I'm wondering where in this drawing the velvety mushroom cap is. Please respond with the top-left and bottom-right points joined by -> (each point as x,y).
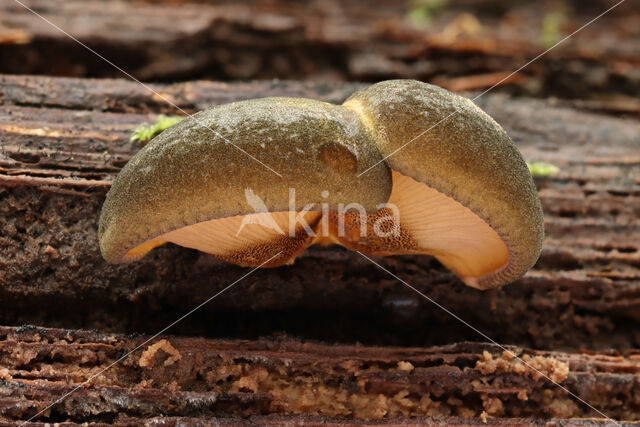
342,80 -> 544,289
99,97 -> 392,266
100,81 -> 543,289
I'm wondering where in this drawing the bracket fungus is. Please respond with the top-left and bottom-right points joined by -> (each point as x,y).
99,80 -> 544,289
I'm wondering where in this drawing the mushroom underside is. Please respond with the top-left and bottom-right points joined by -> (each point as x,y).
124,171 -> 509,286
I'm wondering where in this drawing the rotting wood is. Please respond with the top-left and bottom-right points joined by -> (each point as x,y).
0,75 -> 638,353
0,325 -> 638,424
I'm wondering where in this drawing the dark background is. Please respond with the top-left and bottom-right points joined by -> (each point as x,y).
1,0 -> 639,108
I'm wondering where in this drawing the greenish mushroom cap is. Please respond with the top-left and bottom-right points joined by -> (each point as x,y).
99,80 -> 544,290
99,97 -> 392,264
343,80 -> 544,289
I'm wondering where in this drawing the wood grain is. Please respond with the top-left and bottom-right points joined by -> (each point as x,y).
0,74 -> 639,423
0,325 -> 638,424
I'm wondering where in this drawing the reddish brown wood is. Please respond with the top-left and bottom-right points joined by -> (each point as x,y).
0,325 -> 638,424
0,74 -> 639,423
1,74 -> 639,350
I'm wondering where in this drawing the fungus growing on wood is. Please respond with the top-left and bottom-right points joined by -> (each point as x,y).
99,80 -> 543,289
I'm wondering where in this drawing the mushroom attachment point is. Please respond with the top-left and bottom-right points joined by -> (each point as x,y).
99,80 -> 544,289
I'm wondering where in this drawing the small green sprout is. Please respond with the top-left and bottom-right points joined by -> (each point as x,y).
527,161 -> 560,177
407,0 -> 448,28
540,11 -> 565,48
131,115 -> 184,146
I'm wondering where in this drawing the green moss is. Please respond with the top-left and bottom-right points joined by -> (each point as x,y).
527,161 -> 559,177
407,0 -> 448,28
130,115 -> 184,146
540,11 -> 565,48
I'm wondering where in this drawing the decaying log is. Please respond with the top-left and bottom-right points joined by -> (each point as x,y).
0,74 -> 639,355
1,0 -> 639,103
0,325 -> 639,424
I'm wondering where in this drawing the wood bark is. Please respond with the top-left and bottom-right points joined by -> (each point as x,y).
0,74 -> 639,423
1,74 -> 639,349
0,325 -> 639,424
